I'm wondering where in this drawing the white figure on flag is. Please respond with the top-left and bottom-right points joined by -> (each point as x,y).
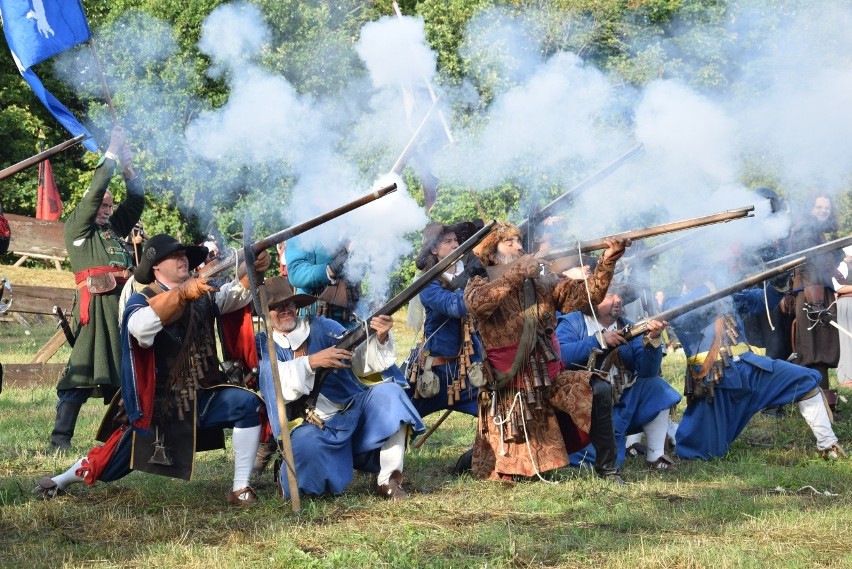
26,0 -> 54,38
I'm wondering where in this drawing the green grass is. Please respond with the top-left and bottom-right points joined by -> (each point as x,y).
2,350 -> 852,568
2,284 -> 852,567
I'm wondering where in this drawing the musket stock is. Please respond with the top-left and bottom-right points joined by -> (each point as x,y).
539,206 -> 754,264
197,183 -> 397,280
620,257 -> 805,340
0,134 -> 88,181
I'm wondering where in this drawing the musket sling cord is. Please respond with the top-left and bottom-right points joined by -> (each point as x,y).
575,237 -> 604,335
762,281 -> 776,331
491,390 -> 557,484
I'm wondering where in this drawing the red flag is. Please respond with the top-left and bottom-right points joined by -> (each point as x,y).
36,158 -> 62,220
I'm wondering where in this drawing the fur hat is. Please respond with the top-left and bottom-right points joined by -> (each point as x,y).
134,234 -> 208,285
265,275 -> 319,310
473,222 -> 521,266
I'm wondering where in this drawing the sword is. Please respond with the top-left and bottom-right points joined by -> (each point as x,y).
53,305 -> 76,347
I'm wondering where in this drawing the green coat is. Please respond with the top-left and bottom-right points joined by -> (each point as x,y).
57,159 -> 144,393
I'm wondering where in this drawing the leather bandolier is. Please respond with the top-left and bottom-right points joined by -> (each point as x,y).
96,288 -> 233,481
685,315 -> 745,405
132,289 -> 229,480
479,279 -> 561,445
406,315 -> 478,407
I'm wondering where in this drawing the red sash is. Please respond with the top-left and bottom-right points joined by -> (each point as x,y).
74,266 -> 130,325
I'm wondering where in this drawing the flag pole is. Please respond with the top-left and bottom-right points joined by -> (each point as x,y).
87,39 -> 137,179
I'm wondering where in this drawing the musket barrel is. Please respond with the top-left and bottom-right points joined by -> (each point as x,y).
198,183 -> 398,279
518,143 -> 645,236
765,234 -> 852,267
335,220 -> 497,352
622,256 -> 805,340
541,206 -> 754,262
0,134 -> 88,181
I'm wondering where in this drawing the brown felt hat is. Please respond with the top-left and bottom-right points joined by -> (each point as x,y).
264,276 -> 319,310
134,234 -> 208,285
473,221 -> 521,266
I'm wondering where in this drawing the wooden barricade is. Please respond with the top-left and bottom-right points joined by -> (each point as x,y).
6,213 -> 67,269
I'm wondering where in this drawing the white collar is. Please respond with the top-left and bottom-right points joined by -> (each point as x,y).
583,313 -> 617,336
272,318 -> 310,350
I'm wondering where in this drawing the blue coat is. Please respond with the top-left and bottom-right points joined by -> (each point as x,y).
412,279 -> 483,417
256,317 -> 424,497
556,311 -> 680,467
668,286 -> 820,459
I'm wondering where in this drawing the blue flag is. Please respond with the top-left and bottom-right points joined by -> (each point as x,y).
0,0 -> 98,151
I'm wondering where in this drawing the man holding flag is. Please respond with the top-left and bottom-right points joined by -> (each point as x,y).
50,125 -> 143,449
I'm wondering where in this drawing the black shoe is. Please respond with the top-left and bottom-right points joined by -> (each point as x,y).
453,448 -> 473,475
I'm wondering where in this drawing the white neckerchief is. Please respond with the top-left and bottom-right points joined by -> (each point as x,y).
442,259 -> 464,282
271,318 -> 310,351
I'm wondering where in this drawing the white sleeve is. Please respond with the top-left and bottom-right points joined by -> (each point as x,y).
351,331 -> 397,376
215,278 -> 253,314
126,306 -> 163,348
833,262 -> 849,291
276,356 -> 316,402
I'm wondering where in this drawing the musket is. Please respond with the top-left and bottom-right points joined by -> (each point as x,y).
332,220 -> 496,352
196,183 -> 397,281
614,231 -> 703,275
765,234 -> 852,267
53,306 -> 76,347
302,221 -> 496,405
620,257 -> 805,340
517,143 -> 645,237
0,134 -> 88,181
538,206 -> 754,264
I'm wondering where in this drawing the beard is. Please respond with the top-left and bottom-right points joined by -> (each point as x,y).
272,318 -> 298,333
495,251 -> 523,265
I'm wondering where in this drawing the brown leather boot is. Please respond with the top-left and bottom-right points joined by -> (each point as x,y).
251,440 -> 277,477
376,470 -> 409,501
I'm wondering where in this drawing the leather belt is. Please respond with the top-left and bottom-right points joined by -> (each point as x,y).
75,268 -> 132,289
687,343 -> 751,366
431,355 -> 457,366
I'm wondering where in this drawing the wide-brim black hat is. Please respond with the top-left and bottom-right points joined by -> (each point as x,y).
134,234 -> 209,285
265,275 -> 319,310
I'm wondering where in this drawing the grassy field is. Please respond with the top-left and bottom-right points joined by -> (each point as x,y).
1,271 -> 851,568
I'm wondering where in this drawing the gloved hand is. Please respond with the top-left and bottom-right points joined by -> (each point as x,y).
147,278 -> 217,325
176,277 -> 217,301
449,256 -> 485,291
328,248 -> 348,280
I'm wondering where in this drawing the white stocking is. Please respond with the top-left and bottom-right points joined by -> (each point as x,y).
643,409 -> 670,462
797,394 -> 838,450
231,425 -> 261,491
377,427 -> 407,486
53,458 -> 85,489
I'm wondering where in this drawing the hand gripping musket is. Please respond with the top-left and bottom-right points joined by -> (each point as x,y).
242,218 -> 301,512
619,257 -> 806,341
0,134 -> 88,181
517,143 -> 645,239
302,221 -> 497,408
764,234 -> 852,267
196,184 -> 397,283
538,206 -> 754,269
